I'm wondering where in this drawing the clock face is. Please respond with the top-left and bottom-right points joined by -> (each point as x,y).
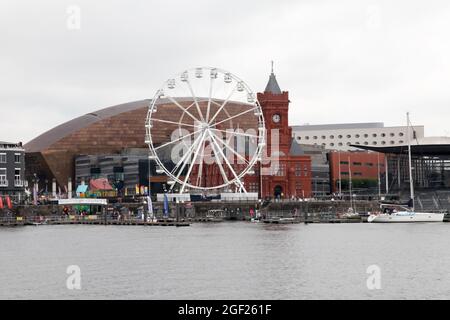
272,114 -> 281,123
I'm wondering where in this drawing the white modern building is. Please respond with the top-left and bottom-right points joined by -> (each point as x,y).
292,122 -> 425,151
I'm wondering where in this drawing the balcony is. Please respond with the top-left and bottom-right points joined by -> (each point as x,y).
14,180 -> 24,187
0,179 -> 8,187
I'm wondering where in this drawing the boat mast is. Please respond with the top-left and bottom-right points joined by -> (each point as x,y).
407,112 -> 415,211
338,152 -> 342,196
348,155 -> 354,212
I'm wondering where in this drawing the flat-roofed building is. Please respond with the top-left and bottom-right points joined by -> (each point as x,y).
292,122 -> 425,151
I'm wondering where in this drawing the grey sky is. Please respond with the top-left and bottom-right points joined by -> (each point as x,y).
1,0 -> 450,143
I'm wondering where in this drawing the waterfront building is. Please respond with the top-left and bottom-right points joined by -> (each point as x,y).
293,122 -> 425,151
291,144 -> 330,197
75,148 -> 169,196
328,151 -> 385,195
0,141 -> 26,202
244,71 -> 312,198
355,136 -> 450,192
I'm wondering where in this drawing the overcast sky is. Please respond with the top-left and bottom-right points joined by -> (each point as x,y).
2,0 -> 450,143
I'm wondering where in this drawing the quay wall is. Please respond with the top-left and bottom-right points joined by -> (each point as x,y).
0,200 -> 380,220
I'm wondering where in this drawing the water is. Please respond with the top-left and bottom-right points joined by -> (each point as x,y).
1,222 -> 450,299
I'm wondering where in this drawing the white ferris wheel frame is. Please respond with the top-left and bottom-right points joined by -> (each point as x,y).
145,67 -> 266,194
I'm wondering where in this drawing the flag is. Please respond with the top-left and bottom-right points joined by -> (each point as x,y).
33,184 -> 38,205
6,196 -> 12,209
0,197 -> 3,209
147,195 -> 153,218
163,193 -> 169,217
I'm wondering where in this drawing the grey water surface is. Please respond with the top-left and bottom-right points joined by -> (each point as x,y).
1,222 -> 449,299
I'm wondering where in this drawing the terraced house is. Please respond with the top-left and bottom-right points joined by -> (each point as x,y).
0,141 -> 26,202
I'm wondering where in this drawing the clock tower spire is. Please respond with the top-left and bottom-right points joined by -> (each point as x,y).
257,63 -> 291,155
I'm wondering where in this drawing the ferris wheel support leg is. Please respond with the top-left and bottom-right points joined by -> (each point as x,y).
208,130 -> 247,195
180,131 -> 208,194
208,132 -> 230,186
169,133 -> 204,192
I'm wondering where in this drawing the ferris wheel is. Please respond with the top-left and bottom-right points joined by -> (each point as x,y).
145,67 -> 265,194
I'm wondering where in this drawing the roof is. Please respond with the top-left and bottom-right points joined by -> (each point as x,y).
352,136 -> 450,156
25,99 -> 150,153
89,178 -> 113,191
24,97 -> 253,153
264,72 -> 282,94
292,122 -> 385,131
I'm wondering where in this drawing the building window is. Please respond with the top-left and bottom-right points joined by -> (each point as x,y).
0,153 -> 6,163
364,141 -> 369,145
248,182 -> 258,193
364,134 -> 368,138
0,168 -> 6,186
399,140 -> 404,144
321,135 -> 326,139
390,133 -> 395,137
341,172 -> 349,176
338,142 -> 343,146
305,136 -> 310,140
295,163 -> 302,176
338,135 -> 343,139
346,142 -> 351,146
399,132 -> 404,137
304,165 -> 308,176
355,134 -> 360,138
14,153 -> 21,163
381,141 -> 386,145
365,163 -> 374,167
353,162 -> 362,166
381,133 -> 386,137
373,141 -> 378,145
273,163 -> 286,176
330,135 -> 335,139
354,172 -> 363,176
14,169 -> 22,186
313,136 -> 318,140
297,136 -> 301,140
372,133 -> 377,137
340,161 -> 349,165
390,141 -> 395,144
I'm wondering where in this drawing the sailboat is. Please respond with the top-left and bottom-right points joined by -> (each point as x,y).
368,113 -> 445,223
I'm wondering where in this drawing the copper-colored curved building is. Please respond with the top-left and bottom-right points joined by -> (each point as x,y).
25,99 -> 150,187
24,98 -> 257,189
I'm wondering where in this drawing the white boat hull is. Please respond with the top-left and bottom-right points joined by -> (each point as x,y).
368,212 -> 444,223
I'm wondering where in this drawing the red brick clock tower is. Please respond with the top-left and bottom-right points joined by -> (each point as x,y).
244,66 -> 312,199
